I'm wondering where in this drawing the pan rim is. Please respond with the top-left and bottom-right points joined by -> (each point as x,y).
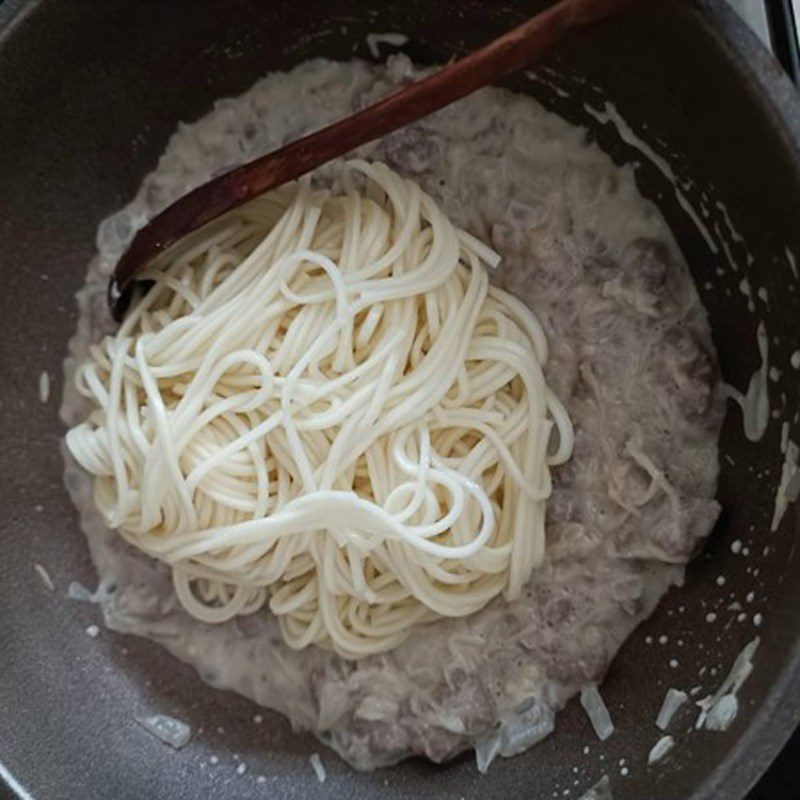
0,0 -> 799,798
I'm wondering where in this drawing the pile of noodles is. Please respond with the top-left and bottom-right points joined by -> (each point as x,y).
66,161 -> 573,658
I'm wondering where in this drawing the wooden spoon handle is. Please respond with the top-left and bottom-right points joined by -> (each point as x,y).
110,0 -> 637,318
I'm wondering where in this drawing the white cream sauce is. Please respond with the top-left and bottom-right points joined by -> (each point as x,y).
61,56 -> 723,770
772,423 -> 800,531
583,101 -> 719,255
365,33 -> 408,59
786,246 -> 798,280
723,321 -> 770,442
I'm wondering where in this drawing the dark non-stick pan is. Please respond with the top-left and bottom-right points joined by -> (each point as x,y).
1,1 -> 799,798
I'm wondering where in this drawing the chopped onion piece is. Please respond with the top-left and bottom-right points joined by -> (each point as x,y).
498,702 -> 554,757
705,694 -> 738,732
309,753 -> 326,783
354,695 -> 399,722
34,563 -> 55,591
474,699 -> 555,772
475,731 -> 502,774
656,688 -> 688,731
134,714 -> 192,749
67,581 -> 94,602
580,685 -> 614,741
579,775 -> 612,800
648,735 -> 675,764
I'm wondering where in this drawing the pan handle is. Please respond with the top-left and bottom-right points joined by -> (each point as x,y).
766,0 -> 800,85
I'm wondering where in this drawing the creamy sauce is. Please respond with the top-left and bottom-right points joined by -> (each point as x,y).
720,236 -> 740,274
61,56 -> 723,769
584,101 -> 719,255
738,277 -> 755,312
772,427 -> 800,531
365,33 -> 408,59
716,201 -> 745,245
723,322 -> 770,442
786,246 -> 798,280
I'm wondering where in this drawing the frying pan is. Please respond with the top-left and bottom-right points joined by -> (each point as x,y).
1,1 -> 799,798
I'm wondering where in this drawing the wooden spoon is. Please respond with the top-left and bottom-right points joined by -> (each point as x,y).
109,0 -> 638,319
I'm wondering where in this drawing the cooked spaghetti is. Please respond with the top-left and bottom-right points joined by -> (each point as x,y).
66,160 -> 573,658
